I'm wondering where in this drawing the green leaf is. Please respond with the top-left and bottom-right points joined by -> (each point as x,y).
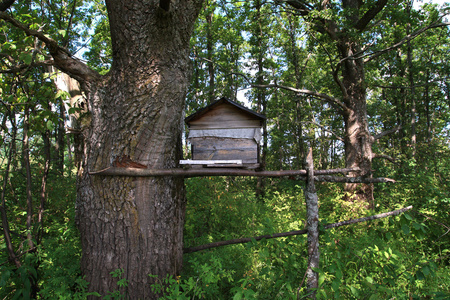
68,107 -> 78,114
421,265 -> 430,276
401,224 -> 410,234
416,270 -> 425,280
46,120 -> 54,130
19,52 -> 33,65
404,213 -> 413,220
233,291 -> 243,300
349,286 -> 359,297
331,279 -> 340,292
3,42 -> 17,51
318,272 -> 325,286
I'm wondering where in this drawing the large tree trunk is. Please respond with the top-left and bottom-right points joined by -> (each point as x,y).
339,40 -> 374,206
75,1 -> 203,298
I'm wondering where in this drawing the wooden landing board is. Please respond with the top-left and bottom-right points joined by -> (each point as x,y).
180,160 -> 243,165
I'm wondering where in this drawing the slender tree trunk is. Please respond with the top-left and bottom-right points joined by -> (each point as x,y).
23,104 -> 39,298
23,105 -> 34,250
255,0 -> 266,197
57,98 -> 65,172
425,69 -> 432,142
407,2 -> 416,157
75,2 -> 203,298
37,128 -> 50,245
206,4 -> 215,104
287,13 -> 306,169
0,111 -> 21,268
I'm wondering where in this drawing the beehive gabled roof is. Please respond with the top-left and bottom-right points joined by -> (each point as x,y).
185,97 -> 266,124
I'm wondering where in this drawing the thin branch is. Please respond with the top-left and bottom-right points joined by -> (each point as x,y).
229,71 -> 348,112
364,21 -> 450,63
305,120 -> 344,142
0,60 -> 54,74
414,210 -> 450,241
255,82 -> 348,112
373,124 -> 402,140
314,175 -> 395,183
372,153 -> 395,163
257,83 -> 348,111
183,206 -> 413,253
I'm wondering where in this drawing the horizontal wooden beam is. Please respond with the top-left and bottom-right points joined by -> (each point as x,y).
88,167 -> 395,183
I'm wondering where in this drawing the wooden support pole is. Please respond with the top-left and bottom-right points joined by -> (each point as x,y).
305,147 -> 319,298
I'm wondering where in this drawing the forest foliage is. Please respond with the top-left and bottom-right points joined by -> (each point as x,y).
1,0 -> 450,298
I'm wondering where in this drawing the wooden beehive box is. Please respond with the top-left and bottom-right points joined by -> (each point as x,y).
182,97 -> 266,168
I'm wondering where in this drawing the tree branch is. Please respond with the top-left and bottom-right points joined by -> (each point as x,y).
241,74 -> 349,112
354,0 -> 388,31
0,60 -> 54,74
373,124 -> 402,140
372,153 -> 395,163
364,21 -> 450,63
0,11 -> 100,83
305,120 -> 344,142
183,206 -> 413,253
253,82 -> 348,111
315,175 -> 395,183
89,167 -> 358,177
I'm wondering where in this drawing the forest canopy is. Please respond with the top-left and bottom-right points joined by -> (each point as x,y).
0,0 -> 449,298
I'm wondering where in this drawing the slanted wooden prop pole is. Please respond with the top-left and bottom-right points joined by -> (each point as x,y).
183,205 -> 413,253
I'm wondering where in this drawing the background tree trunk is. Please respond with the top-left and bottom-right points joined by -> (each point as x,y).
340,45 -> 374,205
75,1 -> 203,298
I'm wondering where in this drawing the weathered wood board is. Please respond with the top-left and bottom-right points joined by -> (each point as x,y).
190,137 -> 258,164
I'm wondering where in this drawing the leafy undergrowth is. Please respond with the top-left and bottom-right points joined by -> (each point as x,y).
171,176 -> 450,299
1,164 -> 448,299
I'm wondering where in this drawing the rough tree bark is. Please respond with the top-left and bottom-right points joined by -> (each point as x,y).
76,2 -> 204,298
1,1 -> 204,298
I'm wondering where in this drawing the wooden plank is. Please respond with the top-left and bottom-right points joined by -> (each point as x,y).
189,119 -> 261,129
190,137 -> 257,149
193,150 -> 258,163
190,137 -> 259,163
